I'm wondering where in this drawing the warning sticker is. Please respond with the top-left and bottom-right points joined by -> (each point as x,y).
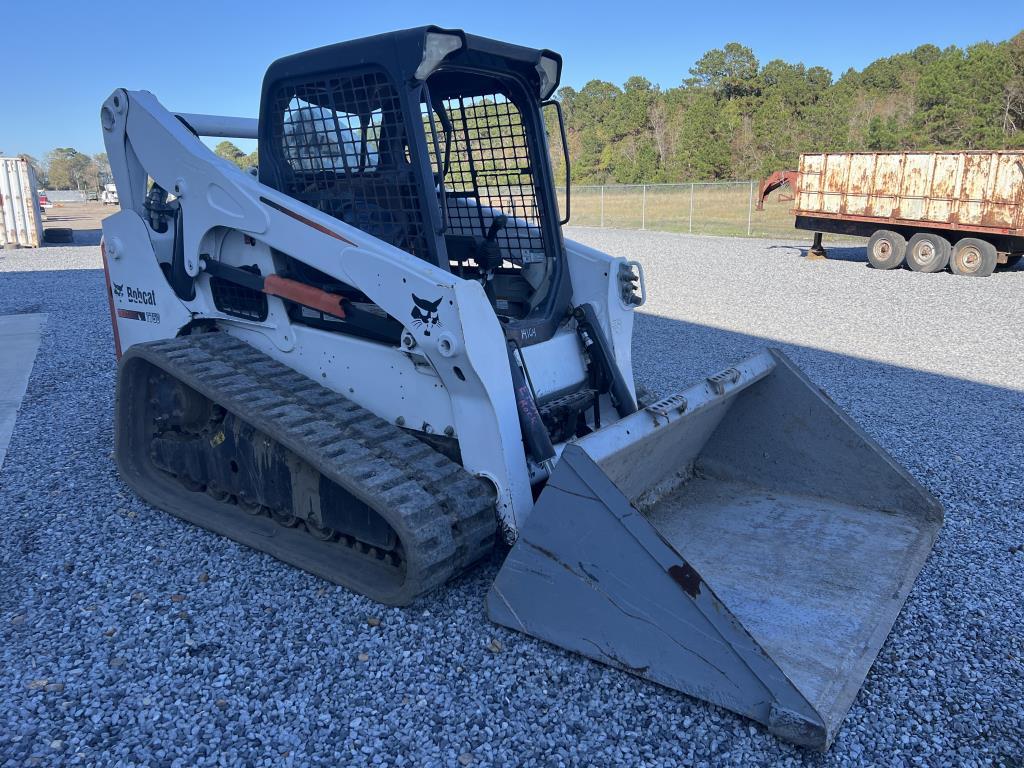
117,308 -> 161,324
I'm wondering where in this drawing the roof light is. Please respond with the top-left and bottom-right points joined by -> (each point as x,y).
536,54 -> 560,99
415,32 -> 463,81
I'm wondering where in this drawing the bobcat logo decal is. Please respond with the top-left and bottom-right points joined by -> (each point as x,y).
112,282 -> 124,298
410,294 -> 442,336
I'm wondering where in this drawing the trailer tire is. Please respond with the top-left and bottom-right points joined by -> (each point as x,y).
906,233 -> 951,273
950,238 -> 997,277
866,230 -> 906,270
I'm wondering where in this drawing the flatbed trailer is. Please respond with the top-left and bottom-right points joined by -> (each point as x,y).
758,151 -> 1024,276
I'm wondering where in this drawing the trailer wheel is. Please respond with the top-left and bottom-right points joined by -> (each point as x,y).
906,233 -> 951,273
950,238 -> 997,277
866,230 -> 906,270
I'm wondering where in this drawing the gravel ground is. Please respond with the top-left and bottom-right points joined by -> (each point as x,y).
1,232 -> 1022,767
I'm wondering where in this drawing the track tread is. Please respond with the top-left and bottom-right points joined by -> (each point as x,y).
119,332 -> 497,604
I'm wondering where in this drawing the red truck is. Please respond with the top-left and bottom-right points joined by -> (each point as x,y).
758,151 -> 1024,277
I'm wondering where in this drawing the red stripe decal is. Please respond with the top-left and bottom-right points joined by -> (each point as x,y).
100,240 -> 123,360
260,197 -> 359,246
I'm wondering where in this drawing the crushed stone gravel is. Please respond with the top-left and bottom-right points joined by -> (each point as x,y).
0,233 -> 1021,767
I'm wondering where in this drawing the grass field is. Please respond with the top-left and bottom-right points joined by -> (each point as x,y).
555,183 -> 857,243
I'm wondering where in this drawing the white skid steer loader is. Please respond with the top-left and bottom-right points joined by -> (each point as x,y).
100,27 -> 942,749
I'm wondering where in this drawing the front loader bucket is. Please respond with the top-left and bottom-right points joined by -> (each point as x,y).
487,349 -> 942,750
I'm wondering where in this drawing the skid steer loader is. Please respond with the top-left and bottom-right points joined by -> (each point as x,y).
99,27 -> 942,749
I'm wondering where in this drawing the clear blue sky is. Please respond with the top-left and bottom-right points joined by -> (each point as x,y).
2,0 -> 1021,161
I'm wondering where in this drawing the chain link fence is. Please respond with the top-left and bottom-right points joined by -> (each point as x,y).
556,181 -> 818,240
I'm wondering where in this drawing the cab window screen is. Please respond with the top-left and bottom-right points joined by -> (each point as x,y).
426,89 -> 546,267
269,68 -> 434,262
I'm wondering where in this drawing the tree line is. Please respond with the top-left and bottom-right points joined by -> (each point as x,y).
10,149 -> 112,191
546,30 -> 1024,184
20,30 -> 1023,192
10,143 -> 255,191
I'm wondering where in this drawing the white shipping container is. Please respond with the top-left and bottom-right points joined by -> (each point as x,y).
0,157 -> 44,248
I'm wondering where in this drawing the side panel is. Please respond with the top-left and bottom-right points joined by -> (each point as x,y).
871,153 -> 902,218
845,153 -> 874,216
102,210 -> 192,349
898,153 -> 931,221
986,153 -> 1023,229
564,237 -> 637,397
820,154 -> 848,214
926,153 -> 959,222
797,153 -> 823,213
228,324 -> 457,435
959,153 -> 991,227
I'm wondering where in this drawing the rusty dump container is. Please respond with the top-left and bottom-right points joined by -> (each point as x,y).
795,150 -> 1024,235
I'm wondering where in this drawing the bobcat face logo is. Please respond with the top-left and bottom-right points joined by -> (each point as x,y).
410,294 -> 442,336
112,282 -> 124,298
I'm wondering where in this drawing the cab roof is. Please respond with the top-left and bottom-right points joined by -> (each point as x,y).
261,26 -> 563,104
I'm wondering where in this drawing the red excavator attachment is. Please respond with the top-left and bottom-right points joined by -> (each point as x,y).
756,169 -> 799,210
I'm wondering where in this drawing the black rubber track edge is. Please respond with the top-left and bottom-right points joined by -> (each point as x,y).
114,332 -> 497,605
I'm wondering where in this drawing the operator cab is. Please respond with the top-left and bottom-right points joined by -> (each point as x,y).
258,26 -> 571,346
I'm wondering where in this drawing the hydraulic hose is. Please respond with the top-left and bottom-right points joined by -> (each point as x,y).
506,342 -> 555,466
573,303 -> 638,418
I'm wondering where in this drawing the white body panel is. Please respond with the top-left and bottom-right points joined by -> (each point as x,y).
100,88 -> 638,535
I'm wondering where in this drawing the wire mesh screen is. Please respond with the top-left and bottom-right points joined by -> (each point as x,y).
427,92 -> 546,266
269,69 -> 435,262
210,275 -> 269,322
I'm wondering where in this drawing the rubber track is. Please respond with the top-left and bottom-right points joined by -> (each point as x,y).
121,332 -> 497,605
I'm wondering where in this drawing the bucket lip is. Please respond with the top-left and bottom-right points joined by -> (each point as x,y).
567,348 -> 779,479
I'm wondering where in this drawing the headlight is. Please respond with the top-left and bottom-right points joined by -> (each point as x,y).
415,32 -> 463,80
536,54 -> 560,99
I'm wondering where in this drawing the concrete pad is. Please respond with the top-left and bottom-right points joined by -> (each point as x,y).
0,313 -> 47,470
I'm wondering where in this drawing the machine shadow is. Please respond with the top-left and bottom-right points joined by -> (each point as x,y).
766,243 -> 869,264
70,229 -> 103,246
768,242 -> 1024,271
631,309 -> 1024,407
807,245 -> 868,263
36,228 -> 103,246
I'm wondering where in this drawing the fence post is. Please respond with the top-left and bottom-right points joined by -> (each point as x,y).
747,180 -> 754,236
600,186 -> 605,228
688,183 -> 694,233
641,185 -> 647,230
